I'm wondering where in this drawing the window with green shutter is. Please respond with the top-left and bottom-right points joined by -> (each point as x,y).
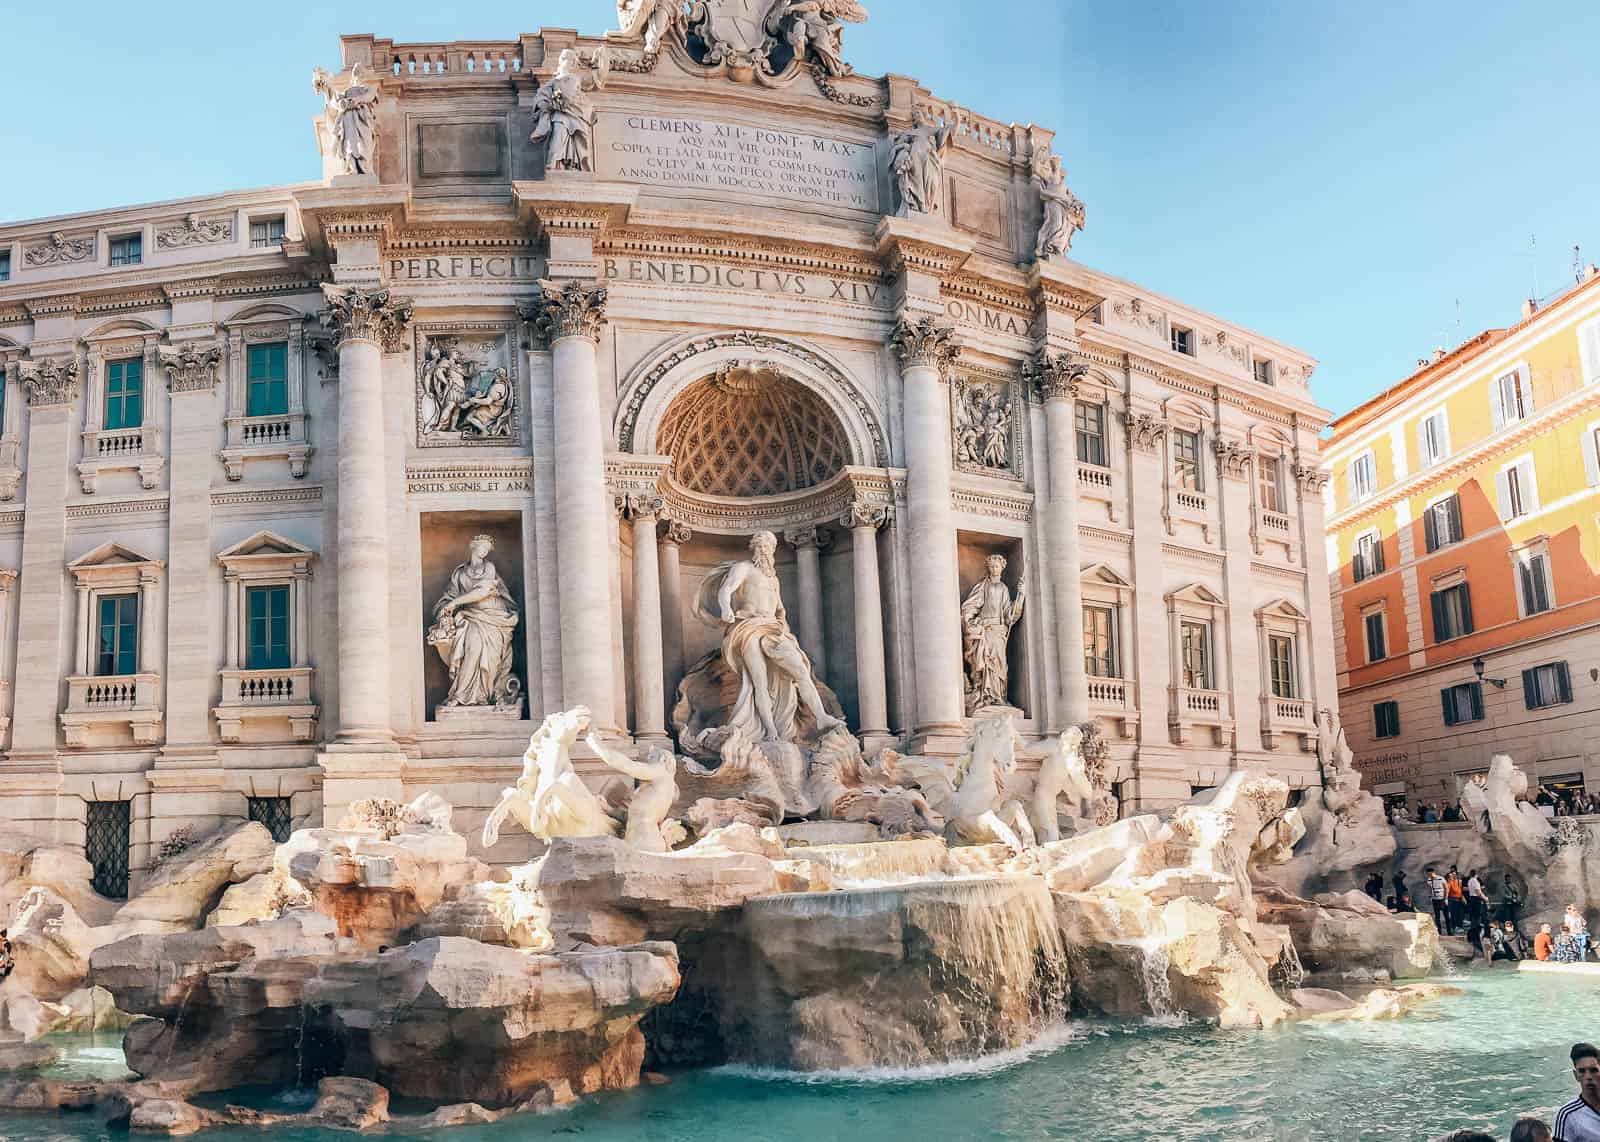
104,359 -> 143,430
95,594 -> 139,676
1440,681 -> 1483,726
1430,583 -> 1473,642
246,342 -> 289,417
246,585 -> 291,669
1374,700 -> 1401,739
1522,662 -> 1572,709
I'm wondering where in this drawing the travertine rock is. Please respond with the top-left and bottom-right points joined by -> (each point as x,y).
1255,884 -> 1438,980
0,840 -> 116,926
0,1042 -> 61,1072
307,1076 -> 389,1129
207,867 -> 309,928
116,822 -> 276,926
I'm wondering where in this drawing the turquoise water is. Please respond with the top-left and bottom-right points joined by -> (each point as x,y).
9,972 -> 1600,1141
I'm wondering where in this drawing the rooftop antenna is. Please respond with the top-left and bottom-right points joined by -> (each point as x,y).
1530,233 -> 1540,302
1575,244 -> 1584,285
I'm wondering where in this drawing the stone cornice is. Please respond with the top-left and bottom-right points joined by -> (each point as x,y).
942,272 -> 1034,318
385,226 -> 534,252
598,228 -> 884,283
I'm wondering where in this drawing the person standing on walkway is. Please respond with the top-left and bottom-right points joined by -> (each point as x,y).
1445,867 -> 1466,936
1554,1043 -> 1600,1141
1564,904 -> 1590,962
1428,867 -> 1448,932
1466,869 -> 1487,927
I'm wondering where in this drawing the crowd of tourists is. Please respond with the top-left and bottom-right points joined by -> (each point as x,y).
1362,867 -> 1594,964
1436,1042 -> 1600,1141
1392,786 -> 1599,826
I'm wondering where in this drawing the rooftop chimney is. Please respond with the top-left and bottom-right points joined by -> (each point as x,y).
1432,347 -> 1447,362
1587,264 -> 1600,281
1522,298 -> 1539,319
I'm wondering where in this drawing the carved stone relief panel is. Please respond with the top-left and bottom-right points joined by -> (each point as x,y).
413,323 -> 520,447
951,375 -> 1019,478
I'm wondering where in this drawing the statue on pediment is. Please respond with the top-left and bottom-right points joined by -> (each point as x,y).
312,64 -> 378,176
1033,154 -> 1086,260
891,106 -> 954,216
764,0 -> 868,77
531,49 -> 610,173
617,0 -> 685,52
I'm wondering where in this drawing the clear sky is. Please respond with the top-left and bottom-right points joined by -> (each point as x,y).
1,1 -> 1594,418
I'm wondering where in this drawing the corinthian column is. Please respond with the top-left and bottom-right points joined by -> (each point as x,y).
1027,349 -> 1090,726
783,525 -> 828,679
620,493 -> 668,746
658,521 -> 690,716
523,280 -> 616,729
890,317 -> 965,736
841,498 -> 890,743
322,284 -> 412,745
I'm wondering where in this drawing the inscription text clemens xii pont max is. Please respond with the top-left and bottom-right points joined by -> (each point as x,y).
596,114 -> 879,211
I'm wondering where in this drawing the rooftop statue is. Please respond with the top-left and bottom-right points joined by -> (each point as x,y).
764,0 -> 868,77
1033,153 -> 1086,260
531,48 -> 610,173
312,64 -> 378,176
692,530 -> 844,745
616,0 -> 684,52
891,106 -> 954,216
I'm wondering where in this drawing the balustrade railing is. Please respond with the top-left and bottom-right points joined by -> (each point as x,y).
1087,677 -> 1128,708
96,427 -> 147,459
1078,465 -> 1113,491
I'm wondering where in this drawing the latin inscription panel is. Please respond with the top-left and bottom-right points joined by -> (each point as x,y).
595,113 -> 879,211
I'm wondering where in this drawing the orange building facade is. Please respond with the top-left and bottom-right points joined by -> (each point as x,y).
1325,274 -> 1600,807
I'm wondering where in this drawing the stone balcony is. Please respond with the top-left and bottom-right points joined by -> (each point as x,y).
61,673 -> 162,747
1086,675 -> 1138,739
78,424 -> 163,493
1260,693 -> 1314,751
213,666 -> 318,742
221,412 -> 311,480
1168,684 -> 1234,748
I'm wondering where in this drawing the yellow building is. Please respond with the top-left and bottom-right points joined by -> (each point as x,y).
1324,272 -> 1600,810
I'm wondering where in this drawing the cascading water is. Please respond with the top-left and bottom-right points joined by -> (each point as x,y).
783,839 -> 949,884
1273,940 -> 1307,989
1133,940 -> 1174,1018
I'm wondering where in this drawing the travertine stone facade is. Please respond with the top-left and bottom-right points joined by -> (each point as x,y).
0,11 -> 1332,887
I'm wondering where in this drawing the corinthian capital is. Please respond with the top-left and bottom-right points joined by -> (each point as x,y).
840,497 -> 890,531
19,356 -> 81,408
615,491 -> 664,521
159,342 -> 223,394
320,284 -> 414,353
526,279 -> 608,344
1023,349 -> 1087,402
890,316 -> 960,373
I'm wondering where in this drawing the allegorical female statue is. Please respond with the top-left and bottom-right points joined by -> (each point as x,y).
890,105 -> 954,216
427,535 -> 522,711
531,49 -> 608,173
312,64 -> 379,176
961,553 -> 1025,714
1033,153 -> 1086,260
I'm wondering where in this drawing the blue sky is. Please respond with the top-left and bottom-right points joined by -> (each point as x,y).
1,1 -> 1594,417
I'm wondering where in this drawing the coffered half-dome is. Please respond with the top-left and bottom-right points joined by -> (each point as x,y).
657,363 -> 850,498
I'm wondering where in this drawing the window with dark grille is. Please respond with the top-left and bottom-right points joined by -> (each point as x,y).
250,217 -> 286,248
1074,401 -> 1106,467
1173,429 -> 1202,491
246,585 -> 291,669
1440,681 -> 1484,726
86,800 -> 131,899
109,233 -> 142,266
1430,582 -> 1474,642
1374,700 -> 1400,739
0,250 -> 10,281
1253,358 -> 1273,385
1170,325 -> 1193,356
247,796 -> 294,843
1522,662 -> 1572,710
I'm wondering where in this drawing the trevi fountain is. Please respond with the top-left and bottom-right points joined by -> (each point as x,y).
0,3 -> 1596,1141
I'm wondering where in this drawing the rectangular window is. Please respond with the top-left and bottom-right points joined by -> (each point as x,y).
1423,494 -> 1464,553
1074,401 -> 1107,467
1522,662 -> 1573,709
85,800 -> 131,900
1173,429 -> 1202,491
95,594 -> 139,676
1253,358 -> 1273,386
108,233 -> 142,266
1364,611 -> 1387,662
1349,451 -> 1377,502
1180,620 -> 1212,689
1257,456 -> 1284,513
1497,458 -> 1539,521
1517,553 -> 1553,616
104,358 -> 144,431
1084,604 -> 1118,678
1430,582 -> 1474,642
1353,530 -> 1384,582
1419,410 -> 1449,467
249,217 -> 286,248
1374,700 -> 1401,739
1440,681 -> 1484,726
0,250 -> 10,281
1491,366 -> 1531,428
245,342 -> 289,417
1171,325 -> 1194,356
1268,634 -> 1296,698
245,585 -> 291,670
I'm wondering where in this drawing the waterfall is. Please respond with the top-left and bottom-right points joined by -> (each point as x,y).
1273,940 -> 1307,989
783,839 -> 949,885
1135,941 -> 1174,1018
1432,941 -> 1458,976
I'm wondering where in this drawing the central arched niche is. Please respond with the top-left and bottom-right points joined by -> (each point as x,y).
655,362 -> 850,498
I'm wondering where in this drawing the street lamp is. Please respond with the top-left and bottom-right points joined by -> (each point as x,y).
1472,656 -> 1507,689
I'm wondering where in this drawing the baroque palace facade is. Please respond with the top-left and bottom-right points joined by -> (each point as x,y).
1327,272 -> 1600,807
0,7 -> 1334,891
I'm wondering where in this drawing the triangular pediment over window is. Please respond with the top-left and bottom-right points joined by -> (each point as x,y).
1081,562 -> 1132,588
1166,582 -> 1224,607
68,541 -> 161,570
217,531 -> 317,562
1255,598 -> 1308,621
